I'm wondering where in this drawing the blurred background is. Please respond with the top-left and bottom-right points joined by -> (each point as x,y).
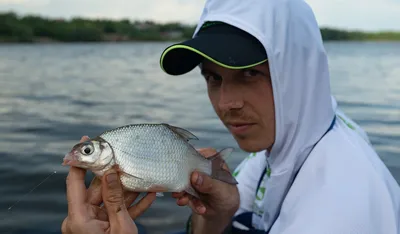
0,0 -> 399,233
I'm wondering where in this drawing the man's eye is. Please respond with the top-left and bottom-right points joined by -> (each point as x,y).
205,74 -> 222,82
243,69 -> 261,77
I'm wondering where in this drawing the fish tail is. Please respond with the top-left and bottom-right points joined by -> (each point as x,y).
208,147 -> 238,185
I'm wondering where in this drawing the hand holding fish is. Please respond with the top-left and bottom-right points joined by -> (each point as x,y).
61,136 -> 157,234
172,148 -> 240,234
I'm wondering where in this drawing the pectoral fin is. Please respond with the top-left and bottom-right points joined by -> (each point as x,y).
119,170 -> 144,180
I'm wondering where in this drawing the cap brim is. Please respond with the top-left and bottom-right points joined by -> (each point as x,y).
160,32 -> 267,76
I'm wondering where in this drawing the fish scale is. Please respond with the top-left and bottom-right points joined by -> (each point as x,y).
100,124 -> 202,191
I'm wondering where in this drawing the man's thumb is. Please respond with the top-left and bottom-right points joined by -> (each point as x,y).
191,171 -> 215,194
102,169 -> 125,216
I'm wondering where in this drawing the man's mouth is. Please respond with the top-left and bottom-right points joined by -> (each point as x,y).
227,122 -> 255,134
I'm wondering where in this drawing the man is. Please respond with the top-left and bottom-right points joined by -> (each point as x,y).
62,0 -> 400,234
159,0 -> 400,233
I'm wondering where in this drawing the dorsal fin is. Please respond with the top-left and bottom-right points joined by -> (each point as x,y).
163,124 -> 199,141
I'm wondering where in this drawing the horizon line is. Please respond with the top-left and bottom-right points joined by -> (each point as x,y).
2,10 -> 400,33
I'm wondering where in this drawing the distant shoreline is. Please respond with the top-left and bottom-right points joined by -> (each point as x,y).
0,37 -> 182,44
0,36 -> 186,44
2,38 -> 400,45
2,36 -> 400,44
1,11 -> 400,43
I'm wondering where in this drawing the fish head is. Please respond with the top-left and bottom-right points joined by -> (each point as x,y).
63,138 -> 113,170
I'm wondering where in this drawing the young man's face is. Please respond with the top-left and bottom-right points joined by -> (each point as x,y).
200,60 -> 276,153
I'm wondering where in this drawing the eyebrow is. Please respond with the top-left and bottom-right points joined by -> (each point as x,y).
201,68 -> 216,77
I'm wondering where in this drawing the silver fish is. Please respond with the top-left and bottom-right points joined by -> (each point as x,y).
62,123 -> 238,197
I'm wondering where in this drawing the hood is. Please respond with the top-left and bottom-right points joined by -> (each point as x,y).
192,0 -> 335,230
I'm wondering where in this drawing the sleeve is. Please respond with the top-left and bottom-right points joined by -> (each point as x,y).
232,152 -> 267,216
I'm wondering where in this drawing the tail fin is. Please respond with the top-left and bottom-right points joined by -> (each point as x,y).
208,148 -> 238,185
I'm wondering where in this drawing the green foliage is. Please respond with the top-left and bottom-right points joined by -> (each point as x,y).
0,12 -> 34,42
0,11 -> 399,43
320,27 -> 400,41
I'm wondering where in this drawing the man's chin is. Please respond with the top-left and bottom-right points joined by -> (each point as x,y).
235,139 -> 269,153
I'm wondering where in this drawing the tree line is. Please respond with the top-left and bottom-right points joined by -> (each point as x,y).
1,11 -> 399,43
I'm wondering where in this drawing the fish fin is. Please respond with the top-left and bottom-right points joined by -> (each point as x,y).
163,124 -> 199,141
184,186 -> 200,198
156,192 -> 164,197
119,171 -> 144,180
208,147 -> 234,161
208,147 -> 238,185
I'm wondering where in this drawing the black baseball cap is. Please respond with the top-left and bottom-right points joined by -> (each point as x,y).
159,21 -> 268,76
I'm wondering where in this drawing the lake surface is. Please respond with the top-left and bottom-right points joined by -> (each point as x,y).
0,41 -> 399,234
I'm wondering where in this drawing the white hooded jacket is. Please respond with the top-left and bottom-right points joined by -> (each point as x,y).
191,0 -> 400,233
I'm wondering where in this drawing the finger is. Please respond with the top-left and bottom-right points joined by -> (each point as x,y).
175,193 -> 206,215
190,197 -> 207,215
190,171 -> 215,195
94,206 -> 109,222
176,196 -> 190,206
90,206 -> 108,222
66,166 -> 87,217
65,135 -> 90,207
101,168 -> 129,224
95,187 -> 138,221
61,218 -> 68,234
123,191 -> 140,208
176,192 -> 200,207
93,220 -> 110,231
80,135 -> 90,142
171,191 -> 186,199
193,204 -> 206,215
183,198 -> 206,215
177,191 -> 194,202
89,179 -> 137,207
127,192 -> 157,219
87,176 -> 103,205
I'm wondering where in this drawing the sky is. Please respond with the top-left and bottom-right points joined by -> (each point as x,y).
1,0 -> 400,31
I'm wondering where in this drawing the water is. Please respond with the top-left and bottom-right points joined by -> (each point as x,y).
0,41 -> 399,233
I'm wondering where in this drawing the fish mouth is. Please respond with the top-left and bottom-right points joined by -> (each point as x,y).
62,151 -> 79,166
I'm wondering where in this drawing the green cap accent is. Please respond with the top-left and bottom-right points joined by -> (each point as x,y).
200,21 -> 224,30
159,45 -> 267,74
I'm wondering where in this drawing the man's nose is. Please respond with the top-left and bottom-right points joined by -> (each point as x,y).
218,84 -> 244,111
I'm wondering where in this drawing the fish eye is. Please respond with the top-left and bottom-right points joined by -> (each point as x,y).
81,145 -> 94,155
